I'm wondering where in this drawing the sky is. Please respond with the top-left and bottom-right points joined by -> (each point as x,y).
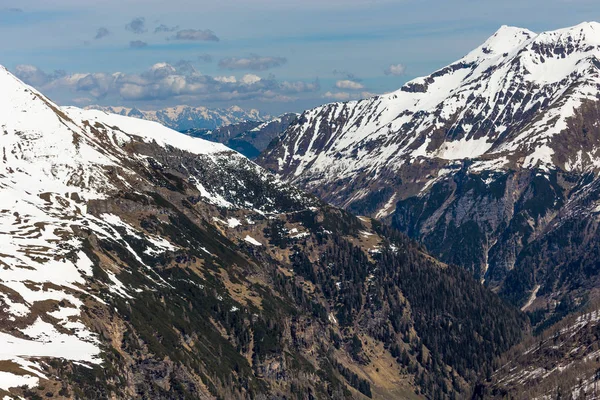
1,0 -> 600,115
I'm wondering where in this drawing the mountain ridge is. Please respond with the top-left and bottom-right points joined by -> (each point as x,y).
0,64 -> 526,399
258,22 -> 600,321
261,22 -> 600,182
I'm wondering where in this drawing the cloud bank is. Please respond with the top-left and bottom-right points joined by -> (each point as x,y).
13,63 -> 320,105
335,80 -> 364,90
323,90 -> 375,101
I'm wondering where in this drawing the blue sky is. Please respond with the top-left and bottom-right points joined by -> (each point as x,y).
2,0 -> 600,115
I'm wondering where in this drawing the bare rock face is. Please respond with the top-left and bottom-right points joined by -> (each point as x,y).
258,22 -> 600,319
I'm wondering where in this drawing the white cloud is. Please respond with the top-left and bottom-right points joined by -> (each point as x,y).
71,97 -> 94,104
384,63 -> 406,76
335,79 -> 364,90
214,76 -> 237,83
360,91 -> 377,98
13,63 -> 319,105
241,74 -> 261,85
280,80 -> 320,93
323,90 -> 375,101
14,65 -> 66,87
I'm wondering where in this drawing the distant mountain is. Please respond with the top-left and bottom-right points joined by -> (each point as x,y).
183,113 -> 298,158
259,22 -> 600,325
87,104 -> 265,131
0,65 -> 526,399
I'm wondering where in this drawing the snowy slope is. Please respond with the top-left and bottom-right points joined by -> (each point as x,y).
0,65 -> 253,390
258,22 -> 600,312
0,64 -> 523,399
261,22 -> 600,190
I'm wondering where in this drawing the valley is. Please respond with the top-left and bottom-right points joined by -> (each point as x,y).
3,11 -> 600,399
0,65 -> 524,399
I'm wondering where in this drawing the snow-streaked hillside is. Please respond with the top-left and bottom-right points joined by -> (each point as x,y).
487,306 -> 600,399
0,64 -> 530,399
258,22 -> 600,319
0,65 -> 293,392
261,22 -> 600,188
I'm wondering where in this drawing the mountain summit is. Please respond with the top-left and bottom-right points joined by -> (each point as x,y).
261,22 -> 600,182
259,23 -> 600,317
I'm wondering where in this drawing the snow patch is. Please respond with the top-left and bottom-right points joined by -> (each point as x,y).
243,235 -> 262,246
227,218 -> 242,228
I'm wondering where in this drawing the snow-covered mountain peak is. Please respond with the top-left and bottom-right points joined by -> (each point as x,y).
464,25 -> 535,62
464,22 -> 600,65
0,63 -> 68,130
534,21 -> 600,45
259,22 -> 600,198
0,65 -> 119,196
86,104 -> 265,131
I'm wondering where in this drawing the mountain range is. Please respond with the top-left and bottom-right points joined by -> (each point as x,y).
4,20 -> 600,400
0,64 -> 527,399
86,104 -> 265,131
259,21 -> 600,323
